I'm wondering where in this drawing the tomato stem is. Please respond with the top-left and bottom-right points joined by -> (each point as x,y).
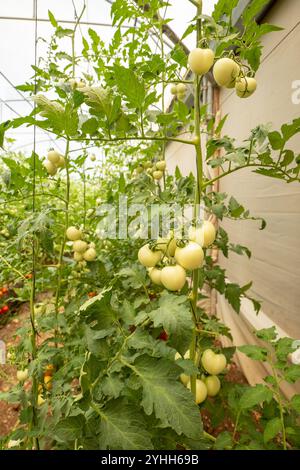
190,0 -> 203,400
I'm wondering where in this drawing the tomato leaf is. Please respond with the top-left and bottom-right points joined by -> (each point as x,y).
239,384 -> 273,410
97,400 -> 153,450
114,65 -> 145,109
148,292 -> 193,355
263,417 -> 282,444
129,355 -> 203,440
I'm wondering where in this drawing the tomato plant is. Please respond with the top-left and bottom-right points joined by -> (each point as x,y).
0,0 -> 300,452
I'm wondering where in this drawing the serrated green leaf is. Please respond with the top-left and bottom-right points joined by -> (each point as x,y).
48,10 -> 58,28
148,292 -> 193,355
97,400 -> 153,450
238,345 -> 268,361
263,417 -> 282,444
128,355 -> 202,440
291,394 -> 300,413
114,65 -> 145,108
52,415 -> 85,442
239,384 -> 273,410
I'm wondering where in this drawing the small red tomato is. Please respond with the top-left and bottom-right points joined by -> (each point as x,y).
88,292 -> 97,298
158,330 -> 168,341
2,287 -> 8,294
25,273 -> 33,279
0,308 -> 4,315
2,305 -> 9,313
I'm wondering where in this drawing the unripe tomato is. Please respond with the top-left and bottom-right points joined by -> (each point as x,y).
56,156 -> 65,168
188,226 -> 204,246
201,221 -> 216,248
74,251 -> 83,262
90,154 -> 96,162
205,375 -> 221,397
188,379 -> 208,404
235,77 -> 257,98
213,58 -> 240,87
188,48 -> 215,76
160,264 -> 186,291
43,160 -> 57,176
156,237 -> 176,256
77,80 -> 86,88
66,226 -> 82,241
73,240 -> 88,253
138,244 -> 162,267
143,162 -> 152,169
149,267 -> 162,286
47,150 -> 61,165
83,247 -> 97,261
180,373 -> 190,386
175,242 -> 204,270
183,349 -> 200,364
201,349 -> 227,375
170,84 -> 178,95
156,161 -> 166,171
89,242 -> 96,249
69,78 -> 77,89
176,83 -> 187,94
177,92 -> 186,100
153,170 -> 163,180
16,369 -> 28,382
136,165 -> 144,174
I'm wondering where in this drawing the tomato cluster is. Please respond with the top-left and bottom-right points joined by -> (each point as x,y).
0,286 -> 10,317
176,349 -> 227,404
138,221 -> 216,291
66,226 -> 97,263
43,150 -> 66,176
135,159 -> 167,181
170,83 -> 187,101
188,48 -> 257,99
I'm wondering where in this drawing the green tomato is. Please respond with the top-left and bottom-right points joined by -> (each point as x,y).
205,375 -> 221,397
43,160 -> 57,176
177,92 -> 186,101
188,226 -> 204,246
176,83 -> 187,94
202,221 -> 216,248
235,77 -> 257,98
153,170 -> 163,180
156,161 -> 166,171
138,244 -> 162,267
149,267 -> 162,285
16,369 -> 28,382
188,48 -> 215,76
66,226 -> 82,241
73,251 -> 83,262
47,150 -> 61,165
188,379 -> 208,404
213,58 -> 240,87
83,247 -> 97,261
175,242 -> 204,270
73,240 -> 88,253
56,156 -> 65,168
136,165 -> 144,174
201,349 -> 227,375
170,84 -> 178,95
160,264 -> 186,291
180,374 -> 190,386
